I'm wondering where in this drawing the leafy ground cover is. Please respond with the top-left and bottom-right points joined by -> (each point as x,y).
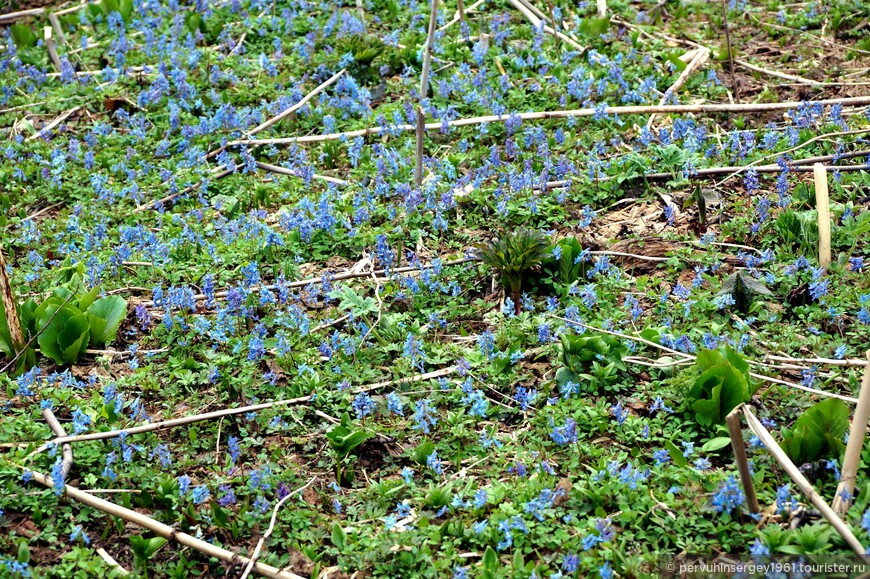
1,0 -> 870,576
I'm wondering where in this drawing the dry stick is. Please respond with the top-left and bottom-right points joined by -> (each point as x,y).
138,256 -> 477,307
0,244 -> 25,355
457,0 -> 466,27
419,0 -> 439,99
832,352 -> 870,515
248,69 -> 346,137
415,106 -> 426,187
238,476 -> 319,579
597,0 -> 606,18
726,406 -> 760,513
255,161 -> 348,186
133,167 -> 234,213
226,96 -> 870,148
355,0 -> 366,27
768,355 -> 869,368
742,407 -> 867,556
48,13 -> 67,47
546,315 -> 859,403
137,70 -> 346,213
40,368 -> 455,450
720,0 -> 739,101
506,0 -> 584,51
616,17 -> 828,89
96,548 -> 129,575
0,7 -> 45,22
44,27 -> 63,72
27,106 -> 82,141
814,163 -> 832,268
437,0 -> 485,32
417,0 -> 439,186
24,470 -> 304,579
42,408 -> 73,478
736,59 -> 822,86
647,47 -> 710,127
715,128 -> 870,185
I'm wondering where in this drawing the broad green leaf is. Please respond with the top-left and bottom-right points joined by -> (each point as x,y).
37,305 -> 83,365
57,313 -> 91,364
664,440 -> 688,467
10,24 -> 37,49
701,436 -> 732,453
77,286 -> 100,312
331,522 -> 347,550
86,296 -> 127,345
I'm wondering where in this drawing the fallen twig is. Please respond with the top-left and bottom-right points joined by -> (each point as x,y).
648,47 -> 710,127
42,408 -> 73,478
742,406 -> 866,555
96,548 -> 129,575
27,106 -> 82,141
238,476 -> 319,579
255,161 -> 348,186
546,315 -> 859,403
24,469 -> 304,579
35,368 -> 456,452
226,96 -> 870,148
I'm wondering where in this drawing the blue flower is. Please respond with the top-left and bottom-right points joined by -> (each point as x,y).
711,476 -> 745,513
69,525 -> 90,545
426,451 -> 444,475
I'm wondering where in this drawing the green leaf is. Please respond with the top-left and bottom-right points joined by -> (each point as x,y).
100,0 -> 119,16
579,17 -> 611,36
701,436 -> 732,453
325,412 -> 374,456
77,285 -> 100,312
58,314 -> 91,364
119,0 -> 133,21
666,53 -> 689,72
331,522 -> 347,550
10,24 -> 37,49
211,503 -> 229,528
328,285 -> 378,317
482,546 -> 499,578
17,541 -> 30,564
86,296 -> 127,345
36,305 -> 88,365
664,440 -> 688,467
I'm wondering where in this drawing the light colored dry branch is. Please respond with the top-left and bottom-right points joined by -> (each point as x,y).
255,161 -> 348,186
743,407 -> 866,555
546,314 -> 859,403
648,47 -> 710,127
726,406 -> 760,513
437,0 -> 485,32
44,27 -> 63,72
96,548 -> 129,575
35,368 -> 455,452
27,106 -> 82,141
249,69 -> 346,136
506,0 -> 584,51
767,355 -> 869,367
225,96 -> 870,148
832,352 -> 870,514
138,256 -> 476,307
42,408 -> 74,479
419,0 -> 440,99
239,476 -> 319,579
814,163 -> 832,268
24,469 -> 304,579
